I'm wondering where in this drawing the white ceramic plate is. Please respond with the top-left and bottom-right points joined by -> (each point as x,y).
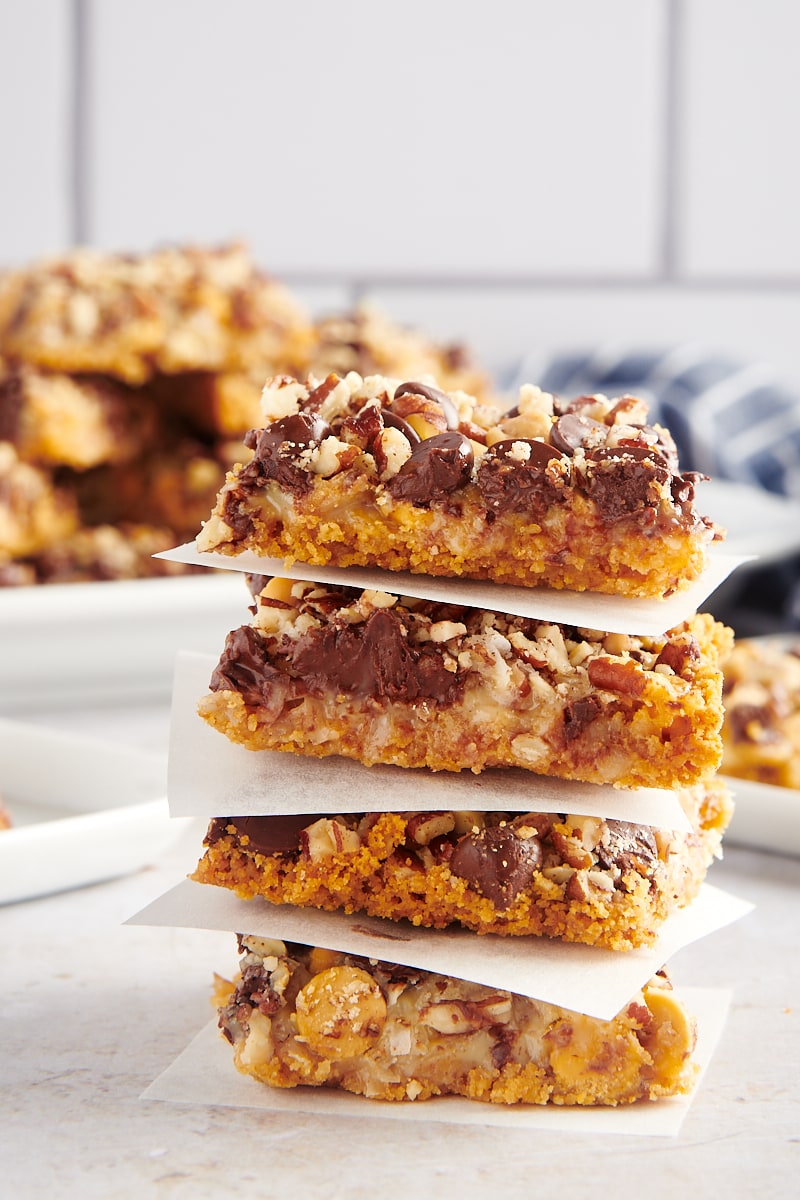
0,719 -> 185,904
0,571 -> 250,710
722,775 -> 800,857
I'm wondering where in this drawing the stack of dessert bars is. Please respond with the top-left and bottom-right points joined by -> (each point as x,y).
137,371 -> 749,1116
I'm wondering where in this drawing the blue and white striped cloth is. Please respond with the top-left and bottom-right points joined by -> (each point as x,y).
507,344 -> 800,500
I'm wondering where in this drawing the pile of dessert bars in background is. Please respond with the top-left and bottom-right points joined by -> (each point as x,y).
0,243 -> 755,1120
0,243 -> 486,585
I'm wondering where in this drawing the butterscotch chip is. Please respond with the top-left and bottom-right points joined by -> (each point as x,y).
198,579 -> 731,788
194,783 -> 732,949
197,373 -> 722,599
721,637 -> 800,788
216,938 -> 698,1105
294,966 -> 387,1057
0,243 -> 312,384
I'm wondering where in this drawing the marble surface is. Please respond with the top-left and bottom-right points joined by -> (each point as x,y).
4,704 -> 800,1199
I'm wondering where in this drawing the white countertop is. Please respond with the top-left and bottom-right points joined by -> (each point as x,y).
4,703 -> 800,1200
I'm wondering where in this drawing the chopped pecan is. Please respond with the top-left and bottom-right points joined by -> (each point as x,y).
587,657 -> 645,696
656,637 -> 700,676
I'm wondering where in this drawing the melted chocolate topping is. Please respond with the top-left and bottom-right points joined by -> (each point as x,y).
594,821 -> 658,873
288,608 -> 464,703
386,432 -> 474,505
210,609 -> 465,707
449,825 -> 542,909
475,439 -> 567,516
209,625 -> 283,706
583,447 -> 670,524
225,381 -> 703,534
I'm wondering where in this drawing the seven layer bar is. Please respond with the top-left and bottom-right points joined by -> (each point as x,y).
184,376 -> 733,1107
197,372 -> 722,598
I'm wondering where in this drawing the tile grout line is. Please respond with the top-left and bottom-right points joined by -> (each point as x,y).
70,0 -> 90,245
277,273 -> 800,294
659,0 -> 684,281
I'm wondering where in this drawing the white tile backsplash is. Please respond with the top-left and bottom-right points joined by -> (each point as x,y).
0,0 -> 72,264
85,0 -> 665,278
680,0 -> 800,277
1,1 -> 800,380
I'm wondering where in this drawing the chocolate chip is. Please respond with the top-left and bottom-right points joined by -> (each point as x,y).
475,439 -> 568,516
386,432 -> 474,505
394,381 -> 460,429
245,573 -> 271,599
241,411 -> 331,494
563,694 -> 602,742
382,408 -> 421,444
549,413 -> 607,455
589,443 -> 670,469
584,450 -> 670,524
251,412 -> 330,454
594,821 -> 658,874
449,825 -> 542,909
491,439 -> 564,470
227,814 -> 318,856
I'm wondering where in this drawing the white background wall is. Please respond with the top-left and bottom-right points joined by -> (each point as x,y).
2,0 -> 800,382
